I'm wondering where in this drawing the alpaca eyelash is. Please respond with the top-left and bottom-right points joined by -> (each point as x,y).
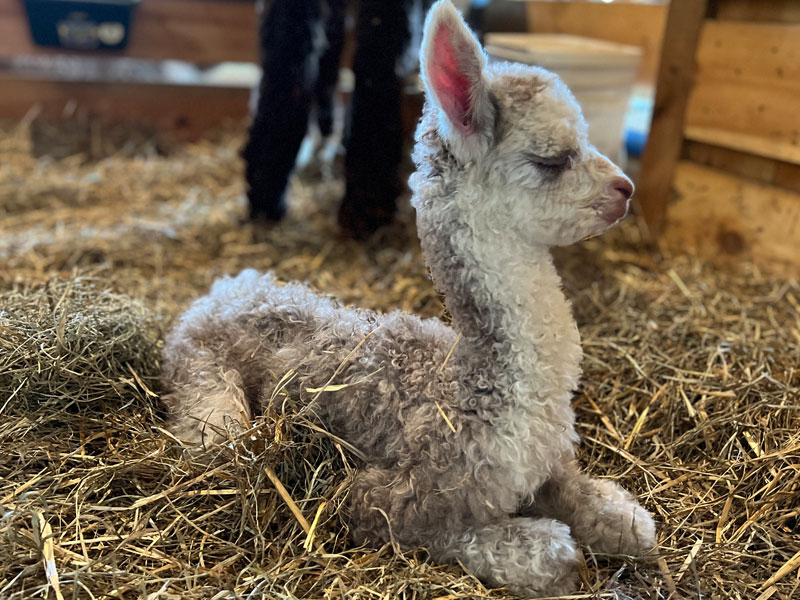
525,153 -> 574,173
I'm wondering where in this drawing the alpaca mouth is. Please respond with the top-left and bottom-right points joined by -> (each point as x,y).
593,198 -> 630,224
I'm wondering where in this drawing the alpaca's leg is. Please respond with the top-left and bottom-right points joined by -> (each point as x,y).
244,0 -> 322,221
526,461 -> 656,557
164,364 -> 251,448
345,466 -> 401,546
314,0 -> 345,138
338,0 -> 415,236
432,517 -> 580,597
347,468 -> 579,597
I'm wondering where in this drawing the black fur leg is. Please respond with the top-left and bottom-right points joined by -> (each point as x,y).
315,0 -> 345,138
338,0 -> 416,238
243,0 -> 323,222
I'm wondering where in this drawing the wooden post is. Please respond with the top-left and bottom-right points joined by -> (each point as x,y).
636,0 -> 708,234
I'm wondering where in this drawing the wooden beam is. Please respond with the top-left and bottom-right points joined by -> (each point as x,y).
775,162 -> 800,194
0,75 -> 251,139
684,141 -> 777,184
714,0 -> 800,23
685,124 -> 800,166
636,0 -> 708,234
684,140 -> 800,195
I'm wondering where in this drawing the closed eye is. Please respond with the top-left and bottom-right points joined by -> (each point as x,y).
525,152 -> 575,173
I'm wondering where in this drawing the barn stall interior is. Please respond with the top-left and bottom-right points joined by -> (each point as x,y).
0,0 -> 798,598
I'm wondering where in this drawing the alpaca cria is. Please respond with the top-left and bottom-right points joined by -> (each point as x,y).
163,1 -> 656,595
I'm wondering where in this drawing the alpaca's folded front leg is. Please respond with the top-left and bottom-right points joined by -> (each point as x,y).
164,365 -> 251,448
431,517 -> 580,598
346,469 -> 578,597
527,461 -> 657,557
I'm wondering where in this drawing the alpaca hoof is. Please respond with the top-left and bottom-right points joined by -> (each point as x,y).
619,504 -> 657,557
248,190 -> 287,222
509,559 -> 579,598
337,199 -> 396,239
338,175 -> 402,238
169,422 -> 223,449
498,520 -> 581,598
593,501 -> 657,558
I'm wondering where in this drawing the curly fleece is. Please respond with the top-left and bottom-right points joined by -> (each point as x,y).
162,2 -> 656,596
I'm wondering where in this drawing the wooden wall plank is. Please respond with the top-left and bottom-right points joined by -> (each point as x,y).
685,21 -> 800,165
684,141 -> 777,184
523,1 -> 666,84
125,0 -> 257,64
684,140 -> 800,195
775,163 -> 800,194
0,0 -> 258,64
685,124 -> 800,166
695,21 -> 800,83
668,161 -> 800,267
684,21 -> 800,164
714,0 -> 800,23
635,0 -> 707,234
0,0 -> 37,58
0,75 -> 251,139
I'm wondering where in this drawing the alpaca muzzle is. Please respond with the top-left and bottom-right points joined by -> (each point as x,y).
598,176 -> 633,224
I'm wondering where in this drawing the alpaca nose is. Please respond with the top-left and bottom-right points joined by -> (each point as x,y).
598,176 -> 634,224
611,176 -> 634,200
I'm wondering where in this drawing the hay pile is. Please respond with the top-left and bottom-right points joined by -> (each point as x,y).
0,116 -> 798,600
0,278 -> 161,410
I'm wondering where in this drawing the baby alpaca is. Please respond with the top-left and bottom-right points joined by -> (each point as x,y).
162,1 -> 655,596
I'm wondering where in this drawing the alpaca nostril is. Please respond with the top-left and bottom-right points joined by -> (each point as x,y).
611,177 -> 634,200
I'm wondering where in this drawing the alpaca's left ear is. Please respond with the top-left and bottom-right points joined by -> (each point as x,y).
420,0 -> 494,162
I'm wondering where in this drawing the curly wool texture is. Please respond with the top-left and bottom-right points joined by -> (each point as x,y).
162,2 -> 655,596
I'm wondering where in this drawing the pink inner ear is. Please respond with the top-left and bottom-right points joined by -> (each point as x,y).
429,24 -> 475,134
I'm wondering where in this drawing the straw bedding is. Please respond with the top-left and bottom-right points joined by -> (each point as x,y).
0,117 -> 798,600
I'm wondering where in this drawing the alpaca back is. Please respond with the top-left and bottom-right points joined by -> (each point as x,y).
161,269 -> 465,465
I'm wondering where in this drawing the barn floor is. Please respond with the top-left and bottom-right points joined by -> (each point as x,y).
0,118 -> 798,600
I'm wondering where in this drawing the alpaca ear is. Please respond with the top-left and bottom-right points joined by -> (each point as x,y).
420,0 -> 494,160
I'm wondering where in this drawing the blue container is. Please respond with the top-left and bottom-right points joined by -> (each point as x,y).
23,0 -> 141,51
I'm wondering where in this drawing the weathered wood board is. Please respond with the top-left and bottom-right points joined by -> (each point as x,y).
637,1 -> 800,273
636,0 -> 708,231
685,21 -> 800,164
0,74 -> 251,139
714,0 -> 800,22
684,141 -> 800,195
668,161 -> 800,267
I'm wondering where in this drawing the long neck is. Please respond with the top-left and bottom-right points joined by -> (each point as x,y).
423,217 -> 583,419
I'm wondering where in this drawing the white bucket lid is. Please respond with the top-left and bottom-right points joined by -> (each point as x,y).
484,34 -> 642,70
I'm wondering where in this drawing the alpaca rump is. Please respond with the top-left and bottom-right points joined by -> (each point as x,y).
163,1 -> 655,596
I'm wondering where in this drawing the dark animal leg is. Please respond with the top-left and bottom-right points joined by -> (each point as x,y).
243,0 -> 323,221
338,0 -> 416,237
315,0 -> 345,138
